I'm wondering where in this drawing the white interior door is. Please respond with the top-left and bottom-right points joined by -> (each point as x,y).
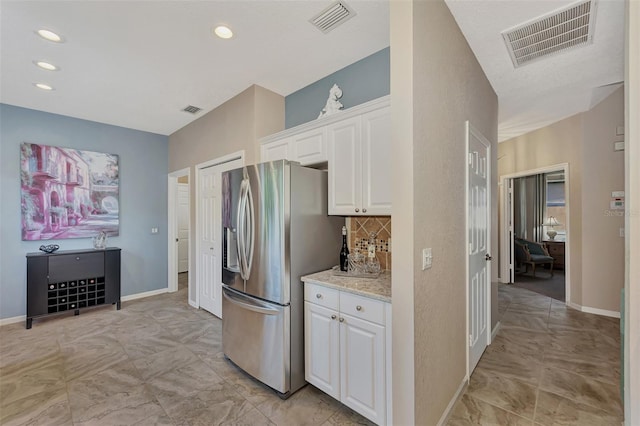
197,156 -> 243,318
177,183 -> 189,273
466,122 -> 491,376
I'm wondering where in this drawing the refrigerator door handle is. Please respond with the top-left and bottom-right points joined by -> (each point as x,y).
237,179 -> 248,280
223,287 -> 279,316
244,178 -> 255,280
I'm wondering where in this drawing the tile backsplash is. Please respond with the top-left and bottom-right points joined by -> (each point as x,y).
346,216 -> 392,271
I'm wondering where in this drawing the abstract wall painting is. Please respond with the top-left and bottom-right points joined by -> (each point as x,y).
20,142 -> 119,241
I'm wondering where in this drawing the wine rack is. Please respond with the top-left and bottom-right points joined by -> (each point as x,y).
46,277 -> 106,313
26,248 -> 121,329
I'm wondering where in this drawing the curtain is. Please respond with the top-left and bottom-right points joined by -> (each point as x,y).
513,174 -> 546,242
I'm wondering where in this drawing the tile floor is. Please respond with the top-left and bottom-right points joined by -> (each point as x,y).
447,283 -> 623,425
0,276 -> 622,425
0,274 -> 374,426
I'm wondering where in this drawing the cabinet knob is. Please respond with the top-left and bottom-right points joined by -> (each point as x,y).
316,293 -> 322,299
339,317 -> 345,322
362,209 -> 367,213
356,305 -> 362,311
355,208 -> 360,213
331,314 -> 337,320
76,257 -> 80,261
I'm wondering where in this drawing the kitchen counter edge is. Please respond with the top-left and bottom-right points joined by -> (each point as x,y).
301,269 -> 391,303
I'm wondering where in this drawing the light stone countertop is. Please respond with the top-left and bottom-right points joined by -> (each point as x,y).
301,269 -> 391,303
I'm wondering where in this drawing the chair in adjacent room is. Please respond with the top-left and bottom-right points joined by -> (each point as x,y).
514,238 -> 554,277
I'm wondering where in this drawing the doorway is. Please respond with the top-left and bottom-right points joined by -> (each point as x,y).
500,164 -> 570,303
168,167 -> 191,299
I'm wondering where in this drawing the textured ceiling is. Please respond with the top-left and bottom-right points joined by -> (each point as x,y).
0,1 -> 389,135
445,0 -> 625,141
0,1 -> 625,140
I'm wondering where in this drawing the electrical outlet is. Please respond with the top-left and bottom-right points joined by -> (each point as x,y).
422,248 -> 432,270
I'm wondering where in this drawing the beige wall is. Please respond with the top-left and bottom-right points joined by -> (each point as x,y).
390,1 -> 415,422
625,1 -> 640,421
169,85 -> 284,171
499,114 -> 584,303
391,1 -> 498,424
581,88 -> 625,310
499,87 -> 624,312
168,85 -> 284,302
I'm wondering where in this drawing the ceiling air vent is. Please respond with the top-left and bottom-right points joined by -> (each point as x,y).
502,0 -> 597,68
182,105 -> 202,114
310,1 -> 356,34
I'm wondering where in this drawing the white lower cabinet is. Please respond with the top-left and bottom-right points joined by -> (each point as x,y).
304,283 -> 390,425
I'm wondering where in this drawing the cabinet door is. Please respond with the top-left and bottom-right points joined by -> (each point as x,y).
340,313 -> 386,425
361,107 -> 392,215
305,301 -> 340,400
292,128 -> 327,166
328,116 -> 362,215
261,138 -> 292,162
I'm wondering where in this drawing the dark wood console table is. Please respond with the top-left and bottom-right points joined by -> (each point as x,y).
544,241 -> 565,271
26,247 -> 121,329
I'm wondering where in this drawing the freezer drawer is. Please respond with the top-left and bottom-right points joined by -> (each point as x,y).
222,286 -> 290,394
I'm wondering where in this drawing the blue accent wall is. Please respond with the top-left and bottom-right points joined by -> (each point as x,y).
0,104 -> 169,320
285,47 -> 390,129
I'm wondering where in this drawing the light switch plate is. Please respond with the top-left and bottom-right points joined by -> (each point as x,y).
614,141 -> 625,151
612,191 -> 625,198
422,248 -> 432,270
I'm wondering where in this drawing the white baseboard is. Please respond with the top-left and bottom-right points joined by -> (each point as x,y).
437,376 -> 468,426
491,321 -> 501,341
1,287 -> 171,327
567,302 -> 620,318
188,299 -> 198,309
0,315 -> 26,327
580,306 -> 620,318
121,288 -> 169,302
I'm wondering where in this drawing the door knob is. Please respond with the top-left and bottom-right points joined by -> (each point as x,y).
176,238 -> 179,242
355,208 -> 359,213
485,254 -> 492,261
331,314 -> 337,320
362,209 -> 367,213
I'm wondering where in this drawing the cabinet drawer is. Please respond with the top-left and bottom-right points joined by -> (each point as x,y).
340,291 -> 386,325
48,252 -> 104,282
305,283 -> 339,311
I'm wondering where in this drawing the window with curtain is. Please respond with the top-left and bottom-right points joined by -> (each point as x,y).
545,172 -> 566,240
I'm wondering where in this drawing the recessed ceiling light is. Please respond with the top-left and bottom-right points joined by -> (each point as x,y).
213,25 -> 233,39
34,83 -> 54,91
36,29 -> 63,43
35,61 -> 59,71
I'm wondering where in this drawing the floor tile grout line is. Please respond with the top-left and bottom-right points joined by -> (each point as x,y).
463,392 -> 535,423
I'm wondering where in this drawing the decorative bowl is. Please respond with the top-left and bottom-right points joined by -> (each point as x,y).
39,244 -> 60,254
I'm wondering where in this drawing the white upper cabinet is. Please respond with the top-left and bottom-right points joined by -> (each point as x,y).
260,137 -> 291,162
261,127 -> 327,166
361,107 -> 392,215
328,103 -> 391,216
327,116 -> 362,215
259,96 -> 391,215
292,127 -> 327,165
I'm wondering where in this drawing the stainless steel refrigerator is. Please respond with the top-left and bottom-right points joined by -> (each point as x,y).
221,159 -> 343,397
